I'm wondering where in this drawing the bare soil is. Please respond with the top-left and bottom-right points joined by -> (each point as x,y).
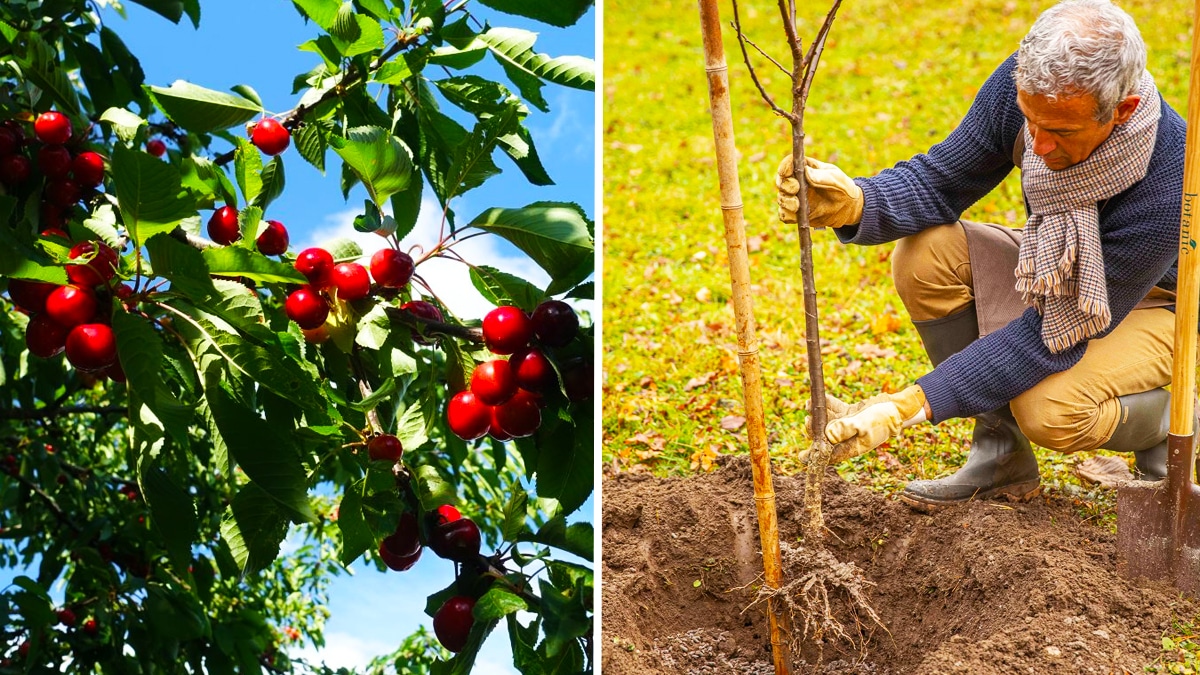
602,456 -> 1197,674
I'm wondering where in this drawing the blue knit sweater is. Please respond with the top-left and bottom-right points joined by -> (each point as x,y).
836,53 -> 1186,423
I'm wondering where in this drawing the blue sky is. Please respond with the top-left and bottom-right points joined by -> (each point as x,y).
1,1 -> 596,671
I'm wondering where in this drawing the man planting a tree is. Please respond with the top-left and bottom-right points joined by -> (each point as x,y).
777,0 -> 1187,509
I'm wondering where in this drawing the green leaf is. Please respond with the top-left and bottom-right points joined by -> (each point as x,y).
202,247 -> 306,284
292,0 -> 340,28
565,281 -> 593,300
0,254 -> 67,285
395,398 -> 430,450
337,478 -> 374,565
208,384 -> 316,523
373,59 -> 413,85
538,577 -> 591,657
501,492 -> 528,541
139,457 -> 199,571
112,310 -> 166,412
331,1 -> 362,42
144,584 -> 209,641
253,156 -> 285,210
100,107 -> 148,145
220,483 -> 290,578
81,204 -> 123,249
294,122 -> 329,173
474,0 -> 592,27
480,28 -> 595,91
415,464 -> 455,511
468,202 -> 593,294
330,126 -> 413,205
145,233 -> 216,303
145,81 -> 261,133
234,139 -> 264,206
230,84 -> 263,108
236,206 -> 263,247
520,516 -> 593,560
473,588 -> 527,622
13,32 -> 80,112
498,125 -> 554,186
534,408 -> 592,516
445,105 -> 519,198
111,145 -> 196,248
469,265 -> 544,312
129,0 -> 186,23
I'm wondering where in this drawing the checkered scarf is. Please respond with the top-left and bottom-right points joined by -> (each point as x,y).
1016,72 -> 1160,354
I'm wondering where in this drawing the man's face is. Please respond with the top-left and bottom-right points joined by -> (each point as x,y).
1016,89 -> 1141,170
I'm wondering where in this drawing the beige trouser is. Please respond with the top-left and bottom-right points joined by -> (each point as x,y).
891,222 -> 1176,454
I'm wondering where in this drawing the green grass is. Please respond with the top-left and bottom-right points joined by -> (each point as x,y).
602,0 -> 1197,661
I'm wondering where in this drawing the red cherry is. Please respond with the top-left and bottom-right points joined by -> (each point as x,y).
45,285 -> 98,328
26,315 -> 69,358
38,145 -> 72,178
370,249 -> 414,288
34,112 -> 71,145
330,262 -> 370,301
482,306 -> 533,355
367,434 -> 403,461
0,154 -> 31,185
508,347 -> 556,393
294,248 -> 334,288
470,359 -> 517,406
45,179 -> 80,208
401,300 -> 443,345
57,608 -> 77,627
429,517 -> 481,562
146,139 -> 166,157
0,127 -> 17,156
8,279 -> 58,314
285,287 -> 329,329
382,512 -> 420,557
83,618 -> 98,635
65,323 -> 117,371
256,220 -> 289,256
115,284 -> 134,301
433,596 -> 476,653
378,539 -> 422,571
488,406 -> 513,442
250,118 -> 290,156
104,359 -> 127,383
493,389 -> 541,438
431,504 -> 461,526
67,241 -> 118,286
563,358 -> 593,402
207,206 -> 240,245
447,390 -> 491,440
41,228 -> 69,241
531,300 -> 579,348
71,151 -> 105,187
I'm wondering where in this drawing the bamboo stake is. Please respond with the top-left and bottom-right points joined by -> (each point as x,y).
696,1 -> 794,673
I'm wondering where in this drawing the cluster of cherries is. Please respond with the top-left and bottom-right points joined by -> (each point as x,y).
11,240 -> 124,377
0,111 -> 104,233
202,118 -> 293,254
374,501 -> 485,653
447,301 -> 585,442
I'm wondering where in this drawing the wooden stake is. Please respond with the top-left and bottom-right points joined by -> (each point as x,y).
696,1 -> 794,673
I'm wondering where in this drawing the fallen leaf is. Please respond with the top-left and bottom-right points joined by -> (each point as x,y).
667,292 -> 683,305
695,287 -> 712,303
854,343 -> 898,359
746,235 -> 763,252
684,372 -> 718,391
720,415 -> 746,431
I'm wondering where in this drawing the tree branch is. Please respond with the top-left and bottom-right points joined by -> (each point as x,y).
383,306 -> 484,343
7,471 -> 82,534
730,0 -> 793,121
735,25 -> 790,76
800,0 -> 844,100
0,405 -> 126,420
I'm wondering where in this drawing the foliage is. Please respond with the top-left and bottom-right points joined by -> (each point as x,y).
0,0 -> 595,672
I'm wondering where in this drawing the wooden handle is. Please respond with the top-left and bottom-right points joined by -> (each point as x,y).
1170,0 -> 1200,437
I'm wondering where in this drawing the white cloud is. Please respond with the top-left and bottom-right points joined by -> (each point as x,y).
299,196 -> 583,321
292,632 -> 394,670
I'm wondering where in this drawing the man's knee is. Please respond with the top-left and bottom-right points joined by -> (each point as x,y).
1010,395 -> 1112,454
892,222 -> 971,318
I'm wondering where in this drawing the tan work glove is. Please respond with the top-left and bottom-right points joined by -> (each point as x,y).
798,392 -> 889,465
823,385 -> 927,460
775,154 -> 864,228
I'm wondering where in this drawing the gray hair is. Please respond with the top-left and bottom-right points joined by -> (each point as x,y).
1014,0 -> 1146,121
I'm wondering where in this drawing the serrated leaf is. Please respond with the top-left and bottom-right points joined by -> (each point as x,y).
220,483 -> 290,578
337,478 -> 373,565
0,253 -> 68,284
319,237 -> 364,261
13,32 -> 80,112
145,233 -> 216,302
501,492 -> 528,541
445,105 -> 518,198
331,1 -> 361,42
330,126 -> 413,205
81,204 -> 122,249
473,588 -> 527,622
139,457 -> 198,571
208,384 -> 315,523
480,28 -> 594,91
395,399 -> 429,450
111,145 -> 195,248
469,265 -> 543,312
468,202 -> 593,294
520,516 -> 593,560
100,107 -> 148,145
202,247 -> 306,284
415,464 -> 455,510
145,81 -> 261,133
373,59 -> 413,85
534,407 -> 592,516
292,0 -> 340,28
498,125 -> 554,186
253,157 -> 285,210
236,206 -> 263,248
475,0 -> 592,27
565,281 -> 593,300
112,310 -> 165,411
234,138 -> 264,206
294,122 -> 328,173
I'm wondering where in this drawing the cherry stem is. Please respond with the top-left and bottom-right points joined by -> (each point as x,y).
383,305 -> 482,343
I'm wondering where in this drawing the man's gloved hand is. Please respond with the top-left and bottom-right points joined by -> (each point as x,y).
823,385 -> 927,460
798,392 -> 889,465
775,154 -> 865,228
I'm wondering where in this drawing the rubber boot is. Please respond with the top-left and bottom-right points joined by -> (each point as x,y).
1101,388 -> 1171,481
898,305 -> 1042,510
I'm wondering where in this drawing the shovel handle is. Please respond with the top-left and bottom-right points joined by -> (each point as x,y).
1170,5 -> 1200,440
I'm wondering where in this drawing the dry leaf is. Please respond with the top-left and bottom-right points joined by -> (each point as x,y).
855,343 -> 898,359
695,287 -> 712,303
746,235 -> 763,252
667,292 -> 683,305
720,415 -> 746,431
684,371 -> 717,391
690,445 -> 721,472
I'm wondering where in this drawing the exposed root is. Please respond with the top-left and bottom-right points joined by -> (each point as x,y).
742,542 -> 888,671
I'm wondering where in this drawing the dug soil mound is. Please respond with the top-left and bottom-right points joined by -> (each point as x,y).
602,456 -> 1196,674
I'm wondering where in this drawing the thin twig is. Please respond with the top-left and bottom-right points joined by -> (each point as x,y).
7,471 -> 81,534
382,306 -> 483,343
800,0 -> 844,100
739,29 -> 791,76
730,0 -> 793,120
